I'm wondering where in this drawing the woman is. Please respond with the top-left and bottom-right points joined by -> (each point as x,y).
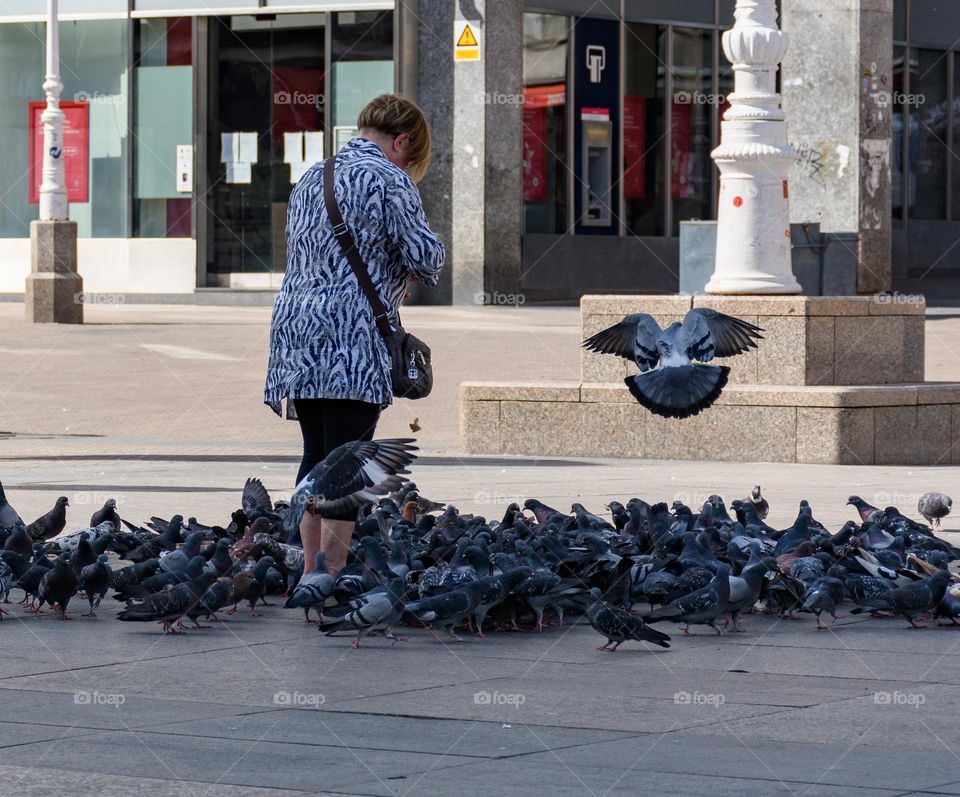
264,94 -> 445,577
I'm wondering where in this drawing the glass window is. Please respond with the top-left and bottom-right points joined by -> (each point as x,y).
670,26 -> 713,234
891,44 -> 907,226
623,22 -> 666,236
331,10 -> 394,150
910,48 -> 947,220
206,13 -> 327,281
59,19 -> 130,237
0,21 -> 44,238
522,13 -> 569,235
134,17 -> 193,238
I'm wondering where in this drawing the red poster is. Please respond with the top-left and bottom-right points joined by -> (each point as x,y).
671,101 -> 693,199
29,101 -> 89,204
522,103 -> 547,202
623,95 -> 646,199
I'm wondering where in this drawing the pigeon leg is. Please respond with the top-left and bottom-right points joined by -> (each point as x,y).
226,604 -> 239,615
191,618 -> 211,629
259,597 -> 274,607
729,614 -> 746,633
597,641 -> 611,651
209,612 -> 230,623
446,627 -> 463,643
681,624 -> 691,636
303,608 -> 312,623
815,614 -> 826,631
57,605 -> 72,621
708,620 -> 724,636
0,605 -> 7,619
907,616 -> 927,629
352,637 -> 363,649
609,640 -> 622,652
385,629 -> 407,644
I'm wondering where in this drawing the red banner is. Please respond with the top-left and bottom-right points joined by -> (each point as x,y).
522,99 -> 548,203
29,101 -> 90,204
623,95 -> 646,199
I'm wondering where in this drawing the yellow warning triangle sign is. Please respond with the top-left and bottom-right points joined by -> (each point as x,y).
457,24 -> 478,47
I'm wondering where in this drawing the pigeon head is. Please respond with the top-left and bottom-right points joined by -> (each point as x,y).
56,496 -> 69,507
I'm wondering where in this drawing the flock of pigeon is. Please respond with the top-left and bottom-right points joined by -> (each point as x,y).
0,439 -> 957,650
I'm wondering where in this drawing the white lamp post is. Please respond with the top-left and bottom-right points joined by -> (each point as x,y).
25,0 -> 82,323
705,0 -> 801,294
39,0 -> 67,221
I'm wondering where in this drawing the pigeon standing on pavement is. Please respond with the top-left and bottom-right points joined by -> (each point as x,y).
90,498 -> 122,530
79,554 -> 111,617
38,555 -> 78,619
25,497 -> 69,542
586,588 -> 671,651
582,308 -> 763,419
850,570 -> 951,628
285,551 -> 335,622
918,492 -> 952,528
644,564 -> 731,634
319,579 -> 408,648
0,480 -> 24,534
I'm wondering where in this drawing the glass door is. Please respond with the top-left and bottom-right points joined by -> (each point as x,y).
205,13 -> 326,287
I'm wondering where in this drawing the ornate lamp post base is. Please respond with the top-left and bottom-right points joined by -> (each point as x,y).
706,0 -> 802,295
26,220 -> 82,324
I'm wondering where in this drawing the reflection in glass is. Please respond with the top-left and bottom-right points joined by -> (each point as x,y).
623,22 -> 666,236
670,27 -> 713,234
522,13 -> 568,235
134,17 -> 193,238
910,48 -> 947,220
891,44 -> 909,226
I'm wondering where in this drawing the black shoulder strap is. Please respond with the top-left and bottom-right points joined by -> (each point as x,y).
323,157 -> 393,337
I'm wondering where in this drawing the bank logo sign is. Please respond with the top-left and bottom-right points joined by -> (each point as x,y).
586,45 -> 606,83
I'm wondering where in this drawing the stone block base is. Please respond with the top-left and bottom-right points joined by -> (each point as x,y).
581,294 -> 925,386
26,220 -> 82,324
460,382 -> 960,465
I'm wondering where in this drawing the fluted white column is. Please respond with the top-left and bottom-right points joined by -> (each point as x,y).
706,0 -> 801,294
39,0 -> 68,221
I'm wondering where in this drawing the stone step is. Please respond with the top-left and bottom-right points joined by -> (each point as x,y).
460,380 -> 960,465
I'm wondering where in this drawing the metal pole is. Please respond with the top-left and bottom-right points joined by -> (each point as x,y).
39,0 -> 67,221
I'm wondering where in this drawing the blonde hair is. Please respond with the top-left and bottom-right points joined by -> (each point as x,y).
357,94 -> 432,182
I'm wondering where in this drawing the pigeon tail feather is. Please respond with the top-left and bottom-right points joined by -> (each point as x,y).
625,364 -> 729,419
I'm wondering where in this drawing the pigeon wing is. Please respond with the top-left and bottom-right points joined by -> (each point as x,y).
582,313 -> 662,370
242,477 -> 273,515
679,308 -> 764,362
312,439 -> 418,516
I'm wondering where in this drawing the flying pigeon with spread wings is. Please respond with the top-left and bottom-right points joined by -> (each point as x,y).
582,308 -> 763,419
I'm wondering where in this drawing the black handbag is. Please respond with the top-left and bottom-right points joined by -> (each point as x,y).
322,157 -> 433,400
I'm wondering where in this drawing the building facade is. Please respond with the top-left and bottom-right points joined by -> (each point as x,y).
0,0 -> 954,302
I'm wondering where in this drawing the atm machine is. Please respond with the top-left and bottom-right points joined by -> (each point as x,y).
580,108 -> 612,227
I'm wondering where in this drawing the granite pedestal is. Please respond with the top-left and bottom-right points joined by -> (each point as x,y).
460,295 -> 960,465
25,219 -> 82,324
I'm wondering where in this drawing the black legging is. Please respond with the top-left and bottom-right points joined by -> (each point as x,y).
293,397 -> 381,521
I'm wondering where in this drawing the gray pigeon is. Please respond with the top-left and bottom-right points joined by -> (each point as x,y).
800,566 -> 846,629
850,570 -> 951,628
726,558 -> 777,631
25,497 -> 68,542
284,551 -> 335,622
284,439 -> 418,537
918,492 -> 952,528
319,579 -> 408,647
582,308 -> 763,419
586,589 -> 671,651
158,531 -> 203,574
0,480 -> 24,534
79,554 -> 111,617
643,563 -> 731,634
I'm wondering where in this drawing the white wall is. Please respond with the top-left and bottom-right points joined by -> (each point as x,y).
0,237 -> 196,294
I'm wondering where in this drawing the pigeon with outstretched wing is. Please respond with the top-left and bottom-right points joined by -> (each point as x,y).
583,308 -> 763,419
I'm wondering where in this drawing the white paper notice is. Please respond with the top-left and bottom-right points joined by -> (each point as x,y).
238,132 -> 258,164
289,161 -> 311,185
304,131 -> 324,163
283,131 -> 304,164
220,132 -> 238,164
225,161 -> 252,184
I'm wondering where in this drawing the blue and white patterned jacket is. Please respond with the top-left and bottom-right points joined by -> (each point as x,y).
264,138 -> 445,416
